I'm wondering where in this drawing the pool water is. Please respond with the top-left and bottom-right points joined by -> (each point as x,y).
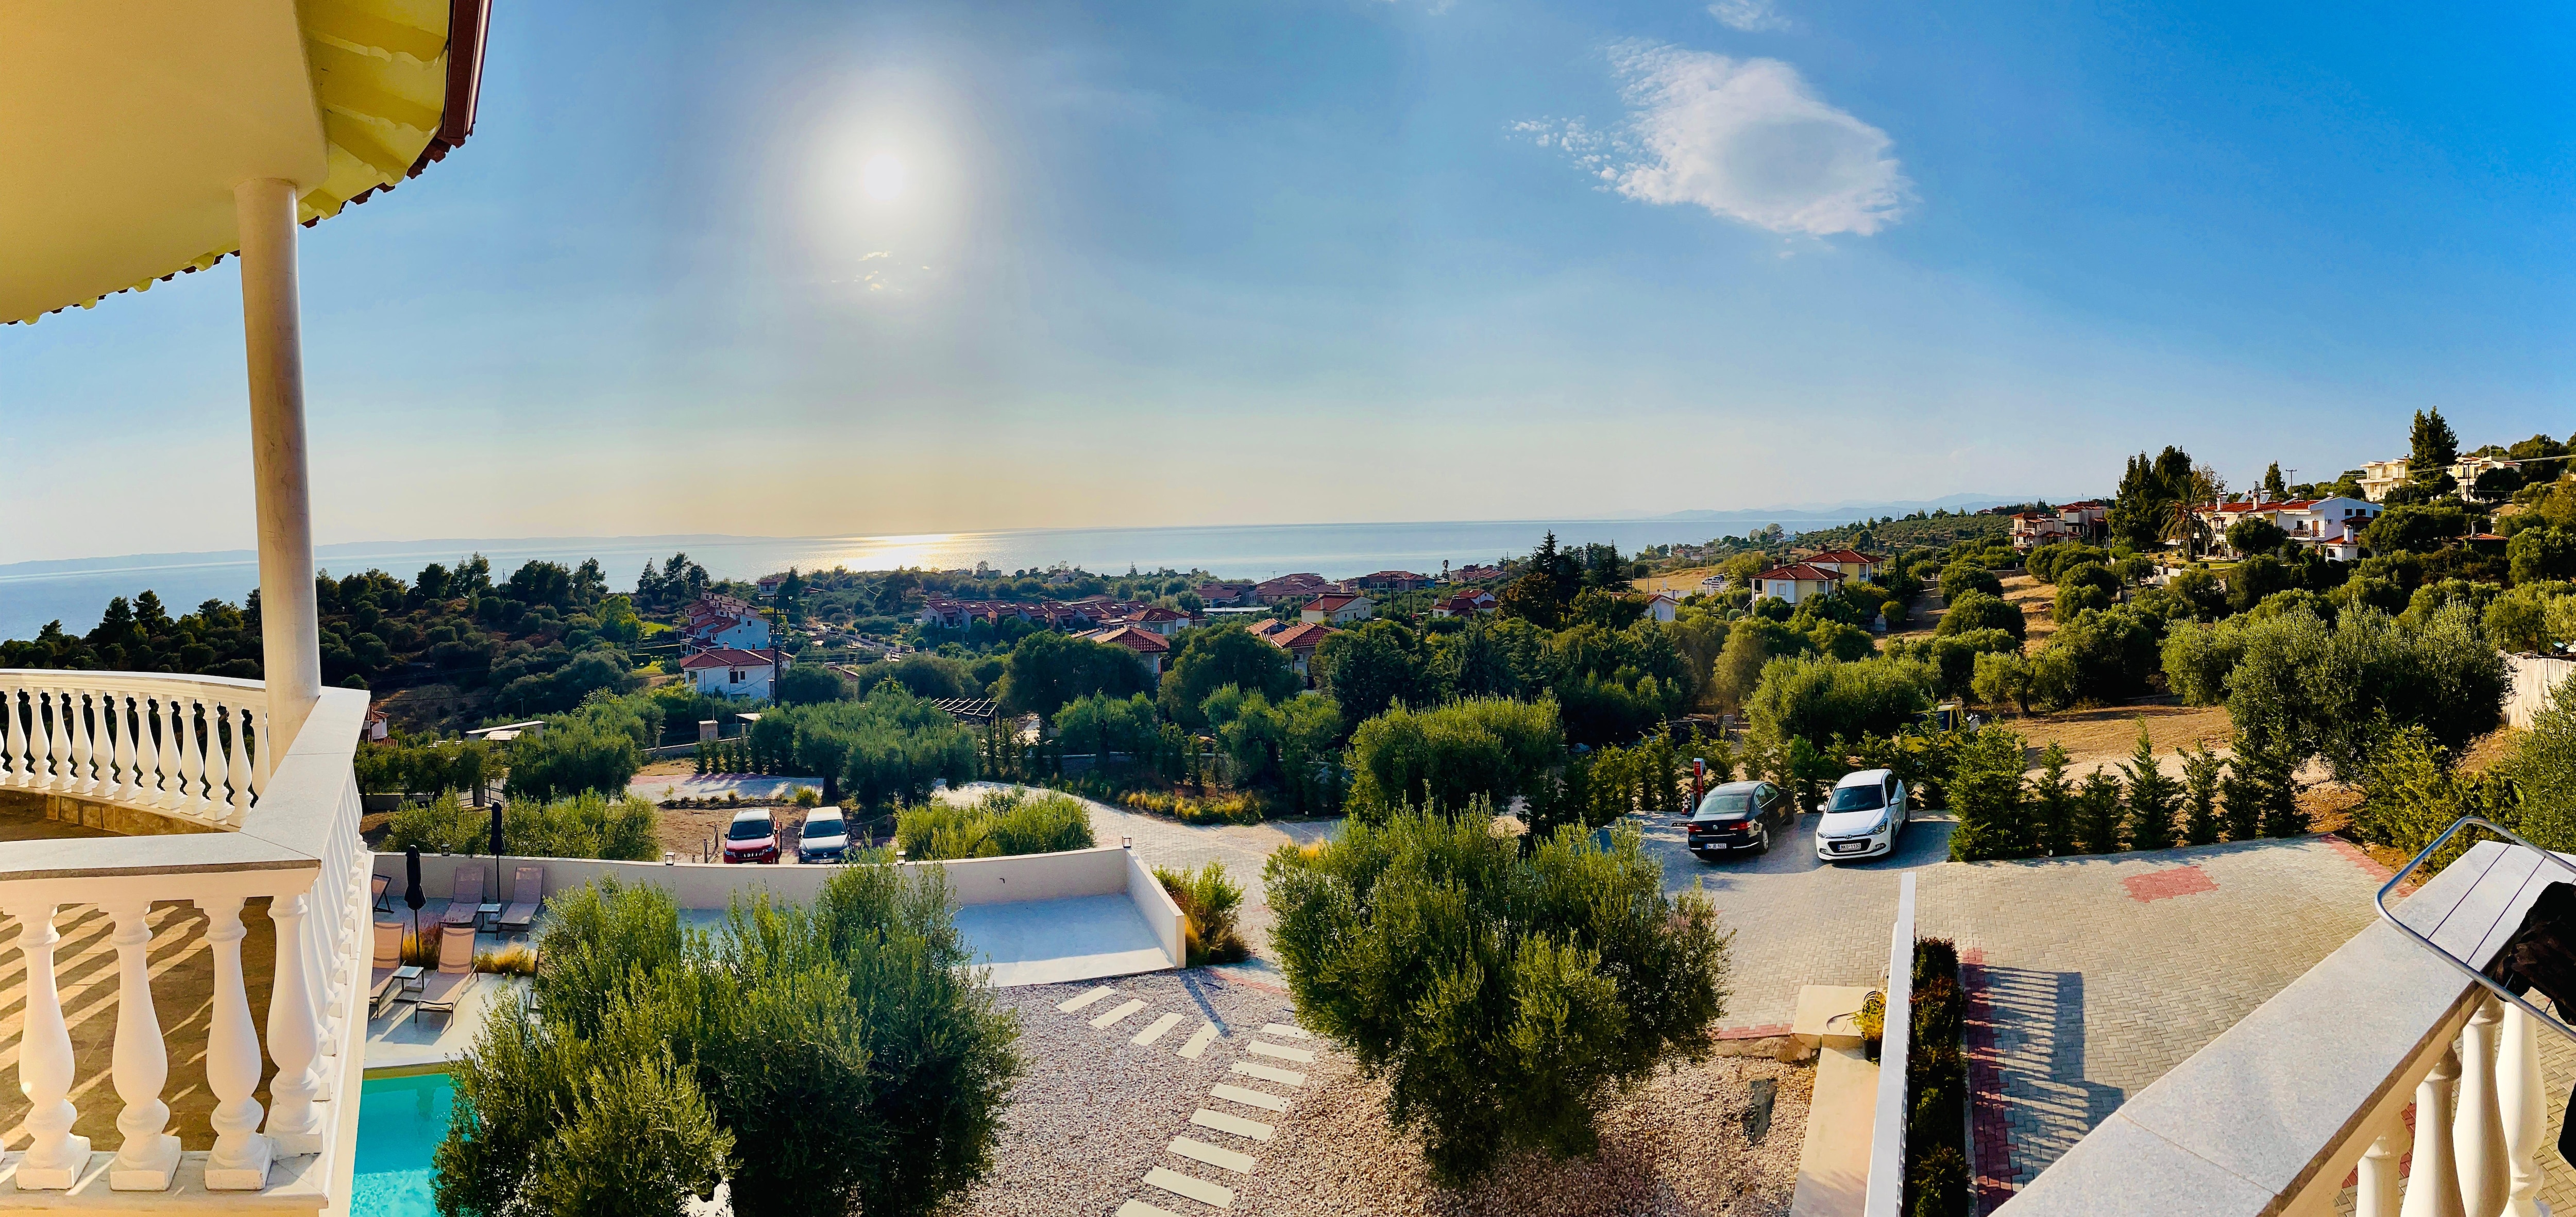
352,1073 -> 453,1216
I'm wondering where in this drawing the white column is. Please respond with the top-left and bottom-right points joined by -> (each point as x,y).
2358,1131 -> 2403,1217
104,898 -> 180,1190
7,901 -> 92,1189
2456,998 -> 2509,1216
234,177 -> 320,752
2402,1046 -> 2467,1217
200,897 -> 273,1191
2498,1000 -> 2547,1217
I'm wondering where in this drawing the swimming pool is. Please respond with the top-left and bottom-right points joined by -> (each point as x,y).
352,1073 -> 452,1216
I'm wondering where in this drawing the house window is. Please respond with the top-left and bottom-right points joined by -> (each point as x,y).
730,669 -> 744,683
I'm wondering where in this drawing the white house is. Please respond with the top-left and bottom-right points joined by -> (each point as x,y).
1430,589 -> 1496,618
688,612 -> 770,651
1750,563 -> 1843,605
1301,593 -> 1374,626
2194,495 -> 2381,561
1641,590 -> 1680,622
682,647 -> 780,699
2359,458 -> 2411,502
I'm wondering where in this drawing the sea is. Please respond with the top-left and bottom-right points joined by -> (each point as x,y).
0,514 -> 1903,641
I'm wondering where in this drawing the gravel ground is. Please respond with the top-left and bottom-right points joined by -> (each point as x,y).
1228,1053 -> 1812,1217
961,970 -> 1305,1217
965,969 -> 1810,1217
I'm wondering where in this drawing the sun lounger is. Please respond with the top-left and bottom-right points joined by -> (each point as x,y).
372,873 -> 391,915
496,866 -> 544,934
368,920 -> 405,1018
414,927 -> 480,1026
439,867 -> 484,929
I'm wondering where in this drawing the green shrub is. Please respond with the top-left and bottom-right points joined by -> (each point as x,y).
1265,808 -> 1730,1184
1346,696 -> 1565,822
895,788 -> 1094,859
445,872 -> 1023,1217
2119,722 -> 2182,851
1903,937 -> 1970,1217
1154,861 -> 1250,966
1939,563 -> 2004,600
503,720 -> 642,802
1944,726 -> 2030,861
383,791 -> 660,861
1747,654 -> 1933,749
1937,590 -> 2025,640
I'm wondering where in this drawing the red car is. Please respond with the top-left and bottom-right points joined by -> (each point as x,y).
722,809 -> 779,864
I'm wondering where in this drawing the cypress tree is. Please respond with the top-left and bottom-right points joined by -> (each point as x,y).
2120,722 -> 2183,851
2180,744 -> 2224,846
2073,769 -> 2126,855
2029,743 -> 2074,856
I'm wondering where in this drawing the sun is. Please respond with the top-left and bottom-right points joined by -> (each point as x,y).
860,154 -> 907,201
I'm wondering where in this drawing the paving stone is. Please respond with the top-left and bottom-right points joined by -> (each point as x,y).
1232,1060 -> 1306,1087
1092,998 -> 1147,1029
1211,1083 -> 1289,1113
1059,985 -> 1115,1013
1133,1011 -> 1184,1046
1260,1023 -> 1311,1039
1178,1020 -> 1219,1059
1144,1165 -> 1234,1209
1192,1108 -> 1275,1143
1248,1040 -> 1315,1064
1170,1135 -> 1258,1174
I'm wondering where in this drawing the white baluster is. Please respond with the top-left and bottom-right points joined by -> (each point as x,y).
156,695 -> 182,810
6,901 -> 92,1189
225,704 -> 252,822
107,692 -> 135,804
2359,1130 -> 2403,1217
2457,996 -> 2509,1216
200,897 -> 273,1191
2402,1046 -> 2467,1217
2499,1000 -> 2546,1217
1,686 -> 20,788
38,689 -> 62,792
175,697 -> 202,817
103,897 -> 181,1190
262,891 -> 326,1155
67,689 -> 94,796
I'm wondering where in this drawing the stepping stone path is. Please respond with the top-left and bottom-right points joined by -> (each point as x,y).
1056,983 -> 1317,1211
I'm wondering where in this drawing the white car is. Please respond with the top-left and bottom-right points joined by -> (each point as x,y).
799,809 -> 851,864
1815,768 -> 1909,863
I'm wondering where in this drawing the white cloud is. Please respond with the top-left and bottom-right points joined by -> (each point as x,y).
1707,0 -> 1789,32
1524,44 -> 1908,238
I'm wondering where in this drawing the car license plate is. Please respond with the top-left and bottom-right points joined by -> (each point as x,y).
1831,840 -> 1867,853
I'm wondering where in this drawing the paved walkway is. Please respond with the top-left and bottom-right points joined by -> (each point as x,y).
1914,837 -> 2393,1212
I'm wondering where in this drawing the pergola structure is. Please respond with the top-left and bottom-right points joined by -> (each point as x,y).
0,0 -> 488,1201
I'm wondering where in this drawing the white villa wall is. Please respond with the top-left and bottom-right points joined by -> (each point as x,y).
2506,652 -> 2576,729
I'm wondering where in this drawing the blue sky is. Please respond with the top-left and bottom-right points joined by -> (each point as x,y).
5,0 -> 2574,561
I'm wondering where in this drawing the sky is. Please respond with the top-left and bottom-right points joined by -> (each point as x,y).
5,0 -> 2575,563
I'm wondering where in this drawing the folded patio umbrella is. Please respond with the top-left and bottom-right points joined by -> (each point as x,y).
489,799 -> 505,900
404,846 -> 426,947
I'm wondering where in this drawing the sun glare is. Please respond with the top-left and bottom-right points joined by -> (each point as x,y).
861,154 -> 908,201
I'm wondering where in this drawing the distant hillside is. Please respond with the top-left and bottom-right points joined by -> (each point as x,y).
1794,512 -> 2011,554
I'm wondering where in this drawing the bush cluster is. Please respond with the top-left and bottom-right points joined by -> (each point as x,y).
1948,722 -> 2306,861
435,872 -> 1023,1217
1154,861 -> 1250,966
383,790 -> 660,861
1904,938 -> 1970,1217
894,788 -> 1094,860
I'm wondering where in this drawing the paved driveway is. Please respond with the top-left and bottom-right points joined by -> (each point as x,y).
1631,806 -> 1958,1037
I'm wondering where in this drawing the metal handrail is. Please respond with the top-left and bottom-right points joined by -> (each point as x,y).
2375,815 -> 2576,1045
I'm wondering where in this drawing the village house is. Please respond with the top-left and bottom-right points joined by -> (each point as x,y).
682,647 -> 783,699
1077,624 -> 1173,678
1250,619 -> 1335,685
2359,457 -> 2412,502
1351,570 -> 1432,591
1116,605 -> 1192,637
1195,580 -> 1255,606
1449,563 -> 1508,583
1301,593 -> 1374,625
2008,501 -> 2111,551
1801,548 -> 1886,582
683,593 -> 771,651
1252,572 -> 1334,604
1430,589 -> 1497,618
1641,590 -> 1681,623
2192,493 -> 2382,561
1749,562 -> 1846,605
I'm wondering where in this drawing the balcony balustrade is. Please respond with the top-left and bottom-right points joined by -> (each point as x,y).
0,676 -> 371,1209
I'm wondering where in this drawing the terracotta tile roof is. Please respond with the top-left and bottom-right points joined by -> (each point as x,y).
680,648 -> 778,670
1753,564 -> 1839,582
1805,549 -> 1883,564
1307,594 -> 1362,612
1083,626 -> 1172,654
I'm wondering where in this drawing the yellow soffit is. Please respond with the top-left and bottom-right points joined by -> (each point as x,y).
11,0 -> 487,325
